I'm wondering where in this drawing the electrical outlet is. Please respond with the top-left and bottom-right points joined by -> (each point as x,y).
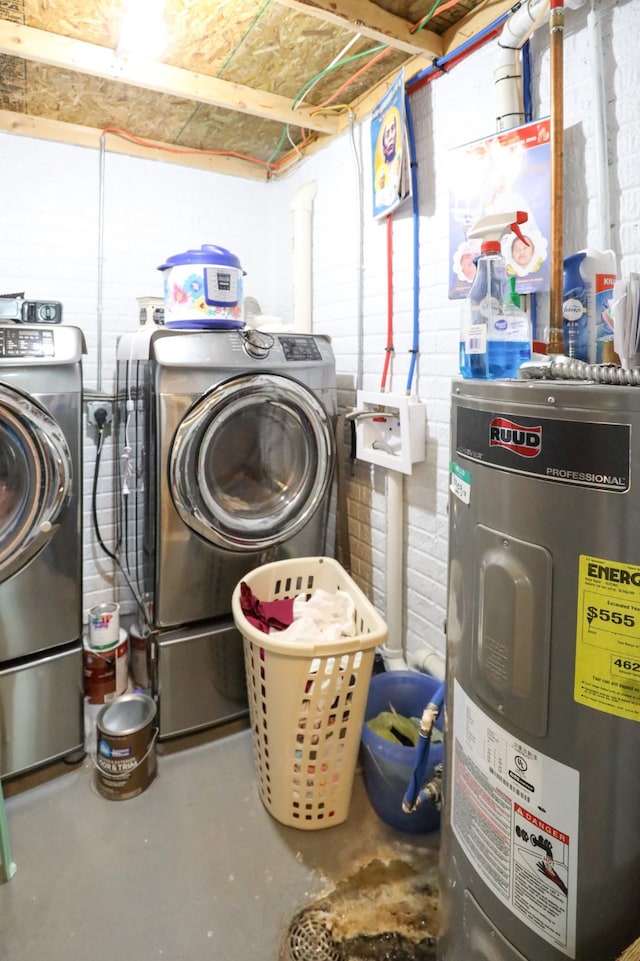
86,400 -> 113,426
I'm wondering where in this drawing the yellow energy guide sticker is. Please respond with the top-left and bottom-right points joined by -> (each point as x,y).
574,554 -> 640,721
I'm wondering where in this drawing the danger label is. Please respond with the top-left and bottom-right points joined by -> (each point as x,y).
514,805 -> 569,845
451,682 -> 579,957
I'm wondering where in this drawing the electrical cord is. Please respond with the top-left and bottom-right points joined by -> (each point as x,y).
91,410 -> 150,629
92,411 -> 117,562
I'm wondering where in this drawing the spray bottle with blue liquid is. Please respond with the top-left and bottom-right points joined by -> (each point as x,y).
459,211 -> 532,379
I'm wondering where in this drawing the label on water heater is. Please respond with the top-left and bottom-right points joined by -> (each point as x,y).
449,461 -> 471,504
574,554 -> 640,721
451,680 -> 579,957
456,406 -> 630,491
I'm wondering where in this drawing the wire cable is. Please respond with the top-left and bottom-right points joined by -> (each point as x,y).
404,92 -> 421,394
381,213 -> 395,391
291,44 -> 388,110
296,33 -> 363,109
92,422 -> 150,628
101,127 -> 274,172
92,426 -> 117,563
173,0 -> 274,144
348,113 -> 365,396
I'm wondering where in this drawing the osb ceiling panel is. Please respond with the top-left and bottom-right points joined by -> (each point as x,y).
0,0 -> 511,179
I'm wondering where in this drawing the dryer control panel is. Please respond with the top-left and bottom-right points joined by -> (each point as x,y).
279,335 -> 322,362
0,327 -> 55,358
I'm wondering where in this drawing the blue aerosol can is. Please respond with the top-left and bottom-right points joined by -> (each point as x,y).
562,249 -> 617,363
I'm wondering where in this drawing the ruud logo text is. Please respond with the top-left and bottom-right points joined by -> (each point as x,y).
489,417 -> 542,457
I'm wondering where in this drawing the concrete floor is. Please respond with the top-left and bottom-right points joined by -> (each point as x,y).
0,719 -> 441,961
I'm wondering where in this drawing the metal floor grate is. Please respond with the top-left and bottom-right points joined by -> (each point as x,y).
286,910 -> 342,961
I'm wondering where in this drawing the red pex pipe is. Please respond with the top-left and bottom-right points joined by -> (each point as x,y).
407,23 -> 506,96
381,212 -> 394,391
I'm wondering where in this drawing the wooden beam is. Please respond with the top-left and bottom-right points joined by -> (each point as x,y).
618,938 -> 640,961
328,53 -> 429,133
268,52 -> 430,177
0,110 -> 271,180
0,20 -> 341,136
276,0 -> 444,59
442,0 -> 513,53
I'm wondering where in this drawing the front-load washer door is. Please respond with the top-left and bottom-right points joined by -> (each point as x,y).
170,373 -> 335,551
0,382 -> 73,583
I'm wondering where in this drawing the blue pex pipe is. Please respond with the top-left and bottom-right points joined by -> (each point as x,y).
406,9 -> 513,95
402,680 -> 446,812
428,680 -> 446,715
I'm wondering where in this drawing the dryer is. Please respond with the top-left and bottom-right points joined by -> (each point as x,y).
115,327 -> 338,737
0,324 -> 85,777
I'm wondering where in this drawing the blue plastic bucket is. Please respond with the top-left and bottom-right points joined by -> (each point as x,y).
361,671 -> 443,834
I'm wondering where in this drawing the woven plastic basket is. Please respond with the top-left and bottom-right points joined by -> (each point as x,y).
231,556 -> 387,830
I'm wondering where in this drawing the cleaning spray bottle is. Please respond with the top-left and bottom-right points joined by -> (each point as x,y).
562,249 -> 617,363
459,211 -> 532,379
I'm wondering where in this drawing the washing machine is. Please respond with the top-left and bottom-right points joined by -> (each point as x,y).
0,324 -> 85,777
115,326 -> 338,737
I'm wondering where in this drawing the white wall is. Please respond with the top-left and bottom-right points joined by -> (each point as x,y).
0,0 -> 637,652
0,140 -> 278,621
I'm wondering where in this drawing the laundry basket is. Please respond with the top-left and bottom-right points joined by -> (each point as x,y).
231,556 -> 387,830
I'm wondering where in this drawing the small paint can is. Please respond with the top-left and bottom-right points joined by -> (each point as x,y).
95,693 -> 158,801
83,628 -> 129,704
89,602 -> 120,649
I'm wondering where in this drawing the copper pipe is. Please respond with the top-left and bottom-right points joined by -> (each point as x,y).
548,0 -> 566,355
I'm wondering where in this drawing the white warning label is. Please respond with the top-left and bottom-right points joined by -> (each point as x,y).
451,681 -> 579,957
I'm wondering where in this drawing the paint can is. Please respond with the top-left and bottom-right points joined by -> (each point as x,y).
95,693 -> 158,801
89,602 -> 120,649
83,628 -> 129,704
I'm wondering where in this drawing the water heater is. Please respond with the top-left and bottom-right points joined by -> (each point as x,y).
439,377 -> 640,961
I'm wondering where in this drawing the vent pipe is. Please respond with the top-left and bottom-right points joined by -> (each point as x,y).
494,0 -> 549,131
290,180 -> 317,333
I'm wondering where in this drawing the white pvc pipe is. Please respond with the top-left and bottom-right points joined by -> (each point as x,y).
380,469 -> 408,671
494,46 -> 524,131
290,180 -> 317,333
409,648 -> 446,682
348,116 -> 365,393
495,0 -> 586,132
495,0 -> 549,131
501,0 -> 549,48
587,1 -> 611,250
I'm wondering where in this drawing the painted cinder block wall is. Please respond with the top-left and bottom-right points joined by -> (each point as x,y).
0,0 -> 637,665
271,0 -> 640,666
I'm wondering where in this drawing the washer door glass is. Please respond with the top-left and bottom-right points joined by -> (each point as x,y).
0,383 -> 73,580
171,373 -> 335,551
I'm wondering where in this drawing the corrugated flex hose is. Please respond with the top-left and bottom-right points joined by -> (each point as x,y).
519,357 -> 640,386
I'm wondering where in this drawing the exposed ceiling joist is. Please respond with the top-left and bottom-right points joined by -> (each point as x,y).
276,0 -> 444,59
0,108 -> 270,180
0,0 -> 516,177
0,20 -> 342,136
442,0 -> 516,50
